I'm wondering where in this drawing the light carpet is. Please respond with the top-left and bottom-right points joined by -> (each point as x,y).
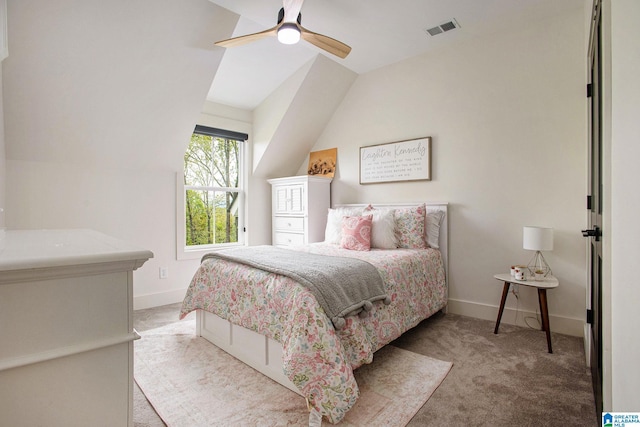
134,319 -> 452,426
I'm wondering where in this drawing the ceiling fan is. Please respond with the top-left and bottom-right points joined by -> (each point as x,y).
214,0 -> 351,59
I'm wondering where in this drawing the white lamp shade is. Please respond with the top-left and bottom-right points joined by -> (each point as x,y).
523,226 -> 554,251
277,23 -> 301,44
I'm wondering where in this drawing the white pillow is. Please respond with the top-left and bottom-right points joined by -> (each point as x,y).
426,209 -> 445,249
324,207 -> 364,244
365,208 -> 397,249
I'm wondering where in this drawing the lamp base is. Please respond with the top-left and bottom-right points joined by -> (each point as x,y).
527,251 -> 552,277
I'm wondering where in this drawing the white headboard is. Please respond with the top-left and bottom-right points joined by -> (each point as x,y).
335,202 -> 449,285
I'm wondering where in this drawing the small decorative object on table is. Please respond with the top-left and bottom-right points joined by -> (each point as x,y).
511,265 -> 527,276
534,269 -> 545,281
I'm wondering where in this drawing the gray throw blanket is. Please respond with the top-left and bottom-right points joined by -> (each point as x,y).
201,245 -> 390,329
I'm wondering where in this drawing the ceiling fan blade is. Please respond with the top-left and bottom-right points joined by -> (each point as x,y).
215,26 -> 279,48
300,26 -> 351,59
282,0 -> 304,22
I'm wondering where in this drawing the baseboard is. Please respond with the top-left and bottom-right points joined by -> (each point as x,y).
446,298 -> 585,337
134,288 -> 187,310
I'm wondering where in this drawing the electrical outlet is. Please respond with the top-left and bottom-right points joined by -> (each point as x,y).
159,267 -> 168,279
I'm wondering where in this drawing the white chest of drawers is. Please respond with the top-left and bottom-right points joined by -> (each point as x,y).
268,175 -> 331,247
0,229 -> 153,427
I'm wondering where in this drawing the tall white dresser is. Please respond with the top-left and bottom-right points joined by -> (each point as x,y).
268,175 -> 332,247
0,229 -> 153,427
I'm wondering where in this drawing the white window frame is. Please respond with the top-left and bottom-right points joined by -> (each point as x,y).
176,127 -> 247,260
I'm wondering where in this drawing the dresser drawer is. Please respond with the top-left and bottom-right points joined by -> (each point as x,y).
273,232 -> 305,246
273,216 -> 305,232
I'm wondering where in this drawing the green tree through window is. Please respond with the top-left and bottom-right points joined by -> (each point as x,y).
183,126 -> 245,247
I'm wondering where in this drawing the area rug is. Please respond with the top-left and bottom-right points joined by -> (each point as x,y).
134,319 -> 452,426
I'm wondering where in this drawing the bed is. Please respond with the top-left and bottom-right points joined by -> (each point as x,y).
179,202 -> 448,424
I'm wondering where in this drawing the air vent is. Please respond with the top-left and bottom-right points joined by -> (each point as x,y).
425,18 -> 460,37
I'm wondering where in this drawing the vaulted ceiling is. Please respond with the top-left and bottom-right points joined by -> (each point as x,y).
206,0 -> 588,110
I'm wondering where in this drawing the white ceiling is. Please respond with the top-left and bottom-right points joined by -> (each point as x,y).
206,0 -> 588,110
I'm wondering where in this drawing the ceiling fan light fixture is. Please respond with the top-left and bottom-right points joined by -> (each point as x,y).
277,23 -> 301,45
215,1 -> 350,58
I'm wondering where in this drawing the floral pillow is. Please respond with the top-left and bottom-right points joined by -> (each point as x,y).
324,207 -> 365,244
340,215 -> 373,251
394,204 -> 428,249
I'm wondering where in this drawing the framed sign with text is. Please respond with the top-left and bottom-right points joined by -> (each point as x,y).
359,137 -> 431,184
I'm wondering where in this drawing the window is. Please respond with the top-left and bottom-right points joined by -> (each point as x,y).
178,125 -> 247,257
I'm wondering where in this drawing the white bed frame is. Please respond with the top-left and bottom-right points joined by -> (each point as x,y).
195,202 -> 449,396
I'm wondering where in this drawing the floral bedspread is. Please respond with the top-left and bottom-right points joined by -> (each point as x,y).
179,243 -> 446,424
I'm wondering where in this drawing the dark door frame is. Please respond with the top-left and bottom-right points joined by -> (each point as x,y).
586,0 -> 603,415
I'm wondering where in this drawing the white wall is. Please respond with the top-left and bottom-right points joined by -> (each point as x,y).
608,0 -> 640,412
0,66 -> 5,232
3,0 -> 238,309
253,55 -> 356,178
306,7 -> 588,336
0,0 -> 5,232
250,54 -> 356,245
2,0 -> 591,337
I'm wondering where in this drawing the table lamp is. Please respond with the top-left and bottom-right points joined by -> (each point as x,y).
523,226 -> 553,277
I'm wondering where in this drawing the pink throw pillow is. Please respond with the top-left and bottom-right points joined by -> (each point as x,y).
340,215 -> 373,251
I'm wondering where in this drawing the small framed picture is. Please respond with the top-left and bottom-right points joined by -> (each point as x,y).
308,148 -> 337,178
